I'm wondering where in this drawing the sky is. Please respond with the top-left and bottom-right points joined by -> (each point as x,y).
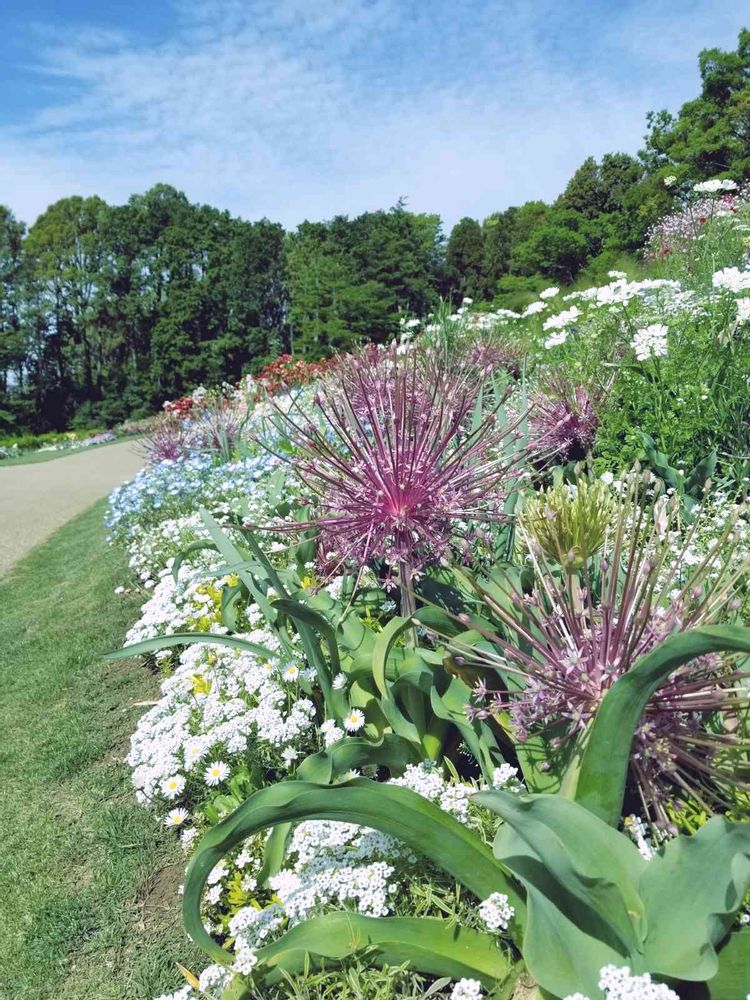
0,0 -> 748,230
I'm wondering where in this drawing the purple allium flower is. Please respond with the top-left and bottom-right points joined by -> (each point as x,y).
194,400 -> 245,459
528,379 -> 599,462
270,346 -> 527,587
465,472 -> 750,822
144,415 -> 194,463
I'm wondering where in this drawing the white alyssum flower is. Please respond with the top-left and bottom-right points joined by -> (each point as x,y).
598,964 -> 679,999
343,708 -> 366,732
631,324 -> 668,361
198,965 -> 233,993
450,978 -> 485,999
204,760 -> 230,786
539,285 -> 560,299
332,673 -> 347,690
478,892 -> 515,931
165,807 -> 189,827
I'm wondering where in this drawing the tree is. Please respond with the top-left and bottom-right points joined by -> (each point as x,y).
446,217 -> 486,301
643,29 -> 750,182
0,206 -> 26,430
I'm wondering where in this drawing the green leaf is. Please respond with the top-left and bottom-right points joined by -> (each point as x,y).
372,616 -> 413,697
296,734 -> 421,783
704,929 -> 750,998
171,539 -> 218,581
183,779 -> 524,966
639,816 -> 750,981
105,631 -> 278,662
575,624 -> 750,826
252,913 -> 510,987
479,790 -> 646,994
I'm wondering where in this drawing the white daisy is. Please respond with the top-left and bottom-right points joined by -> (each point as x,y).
165,808 -> 189,827
161,774 -> 186,799
343,708 -> 366,732
204,760 -> 230,786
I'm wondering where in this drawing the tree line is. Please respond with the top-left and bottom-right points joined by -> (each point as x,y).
2,29 -> 749,434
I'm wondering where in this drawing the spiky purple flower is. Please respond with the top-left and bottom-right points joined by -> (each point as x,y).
528,380 -> 599,462
270,346 -> 527,585
144,415 -> 194,463
194,400 -> 245,460
464,473 -> 750,822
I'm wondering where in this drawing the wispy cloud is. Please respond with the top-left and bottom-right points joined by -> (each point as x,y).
1,0 -> 747,227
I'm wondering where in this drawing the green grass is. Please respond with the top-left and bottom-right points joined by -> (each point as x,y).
0,437 -> 137,467
0,500 -> 200,1000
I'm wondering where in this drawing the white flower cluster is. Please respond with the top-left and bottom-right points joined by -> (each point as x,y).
123,559 -> 228,648
737,298 -> 750,324
478,891 -> 514,931
564,965 -> 680,1000
693,178 -> 737,193
712,266 -> 750,293
631,324 -> 668,361
127,637 -> 315,808
226,764 -> 476,969
450,979 -> 485,999
542,306 -> 581,332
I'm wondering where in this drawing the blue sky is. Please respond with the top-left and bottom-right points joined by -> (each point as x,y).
1,1 -> 748,229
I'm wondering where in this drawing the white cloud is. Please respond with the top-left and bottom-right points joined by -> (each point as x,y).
1,0 -> 748,227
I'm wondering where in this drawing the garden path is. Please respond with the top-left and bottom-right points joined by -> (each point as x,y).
0,439 -> 144,575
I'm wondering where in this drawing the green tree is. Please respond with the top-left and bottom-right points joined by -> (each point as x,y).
446,216 -> 486,301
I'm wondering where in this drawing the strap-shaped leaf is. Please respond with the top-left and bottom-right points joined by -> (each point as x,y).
106,631 -> 278,662
296,734 -> 421,783
250,913 -> 510,987
171,539 -> 218,581
575,624 -> 750,826
183,779 -> 524,966
372,616 -> 414,696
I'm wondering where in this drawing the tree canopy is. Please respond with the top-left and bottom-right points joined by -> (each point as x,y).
2,29 -> 750,434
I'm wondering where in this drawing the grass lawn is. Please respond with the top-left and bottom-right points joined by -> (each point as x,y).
0,500 -> 201,1000
0,437 -> 140,467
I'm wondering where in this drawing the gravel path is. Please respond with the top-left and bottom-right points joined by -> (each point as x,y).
0,440 -> 144,576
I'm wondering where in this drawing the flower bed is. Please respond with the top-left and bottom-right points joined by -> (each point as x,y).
108,184 -> 750,1000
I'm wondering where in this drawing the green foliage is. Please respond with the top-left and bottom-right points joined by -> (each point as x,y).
481,791 -> 750,999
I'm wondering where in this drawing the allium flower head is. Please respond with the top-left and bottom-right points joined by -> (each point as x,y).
194,400 -> 245,459
144,414 -> 194,463
527,378 -> 599,462
466,472 -> 750,822
519,478 -> 613,570
268,346 -> 527,579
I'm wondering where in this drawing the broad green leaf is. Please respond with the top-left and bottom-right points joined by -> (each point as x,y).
482,791 -> 648,964
704,929 -> 750,998
296,734 -> 421,783
639,817 -> 750,981
251,913 -> 511,987
183,779 -> 524,965
575,624 -> 750,826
